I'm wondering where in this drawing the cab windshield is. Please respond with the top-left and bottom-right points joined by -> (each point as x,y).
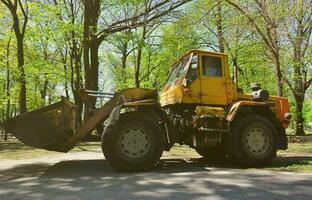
166,54 -> 191,86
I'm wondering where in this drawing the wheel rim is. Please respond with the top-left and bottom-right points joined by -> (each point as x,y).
243,127 -> 269,157
119,127 -> 150,159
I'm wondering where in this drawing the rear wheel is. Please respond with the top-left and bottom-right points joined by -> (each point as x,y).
102,112 -> 164,171
228,115 -> 277,167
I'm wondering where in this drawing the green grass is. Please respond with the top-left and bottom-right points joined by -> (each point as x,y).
166,142 -> 312,157
1,139 -> 312,173
0,140 -> 102,160
0,140 -> 62,160
264,160 -> 312,173
163,145 -> 198,157
279,142 -> 312,155
72,141 -> 102,152
166,142 -> 312,173
264,142 -> 312,173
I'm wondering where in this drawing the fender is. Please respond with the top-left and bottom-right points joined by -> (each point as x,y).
102,100 -> 177,151
226,101 -> 288,150
226,101 -> 266,121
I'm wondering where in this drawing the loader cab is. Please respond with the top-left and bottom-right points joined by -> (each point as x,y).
160,50 -> 237,107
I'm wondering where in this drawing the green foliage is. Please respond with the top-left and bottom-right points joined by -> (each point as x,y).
0,0 -> 311,132
303,95 -> 312,126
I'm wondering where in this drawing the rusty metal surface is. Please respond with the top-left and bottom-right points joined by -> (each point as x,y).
4,97 -> 78,151
226,101 -> 266,121
5,88 -> 157,152
61,88 -> 157,152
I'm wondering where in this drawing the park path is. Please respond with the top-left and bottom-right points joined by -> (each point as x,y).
1,151 -> 312,200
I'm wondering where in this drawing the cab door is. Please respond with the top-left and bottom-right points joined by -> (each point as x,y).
200,53 -> 228,105
182,53 -> 202,104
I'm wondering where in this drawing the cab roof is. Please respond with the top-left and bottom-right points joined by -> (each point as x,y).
174,49 -> 227,64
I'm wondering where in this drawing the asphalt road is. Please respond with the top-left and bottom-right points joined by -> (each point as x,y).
1,152 -> 312,200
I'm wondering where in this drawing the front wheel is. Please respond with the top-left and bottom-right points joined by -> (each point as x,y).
228,115 -> 277,167
102,112 -> 164,171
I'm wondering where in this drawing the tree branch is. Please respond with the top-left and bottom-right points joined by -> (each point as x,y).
97,0 -> 192,41
223,0 -> 276,55
18,0 -> 28,37
1,0 -> 12,8
305,79 -> 312,91
284,77 -> 296,96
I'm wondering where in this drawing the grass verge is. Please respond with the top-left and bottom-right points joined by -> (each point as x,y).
1,140 -> 311,173
0,140 -> 101,160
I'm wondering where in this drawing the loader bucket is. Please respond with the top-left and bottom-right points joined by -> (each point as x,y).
4,97 -> 78,151
4,88 -> 157,152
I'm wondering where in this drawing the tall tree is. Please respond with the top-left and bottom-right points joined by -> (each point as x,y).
134,25 -> 147,88
216,1 -> 224,53
284,0 -> 311,135
1,0 -> 28,113
3,35 -> 12,140
50,0 -> 84,125
195,0 -> 251,84
82,0 -> 101,120
224,0 -> 284,96
82,0 -> 193,119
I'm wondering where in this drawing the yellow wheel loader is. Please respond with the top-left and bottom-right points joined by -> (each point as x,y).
4,50 -> 291,171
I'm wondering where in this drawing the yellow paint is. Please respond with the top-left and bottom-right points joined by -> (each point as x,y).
226,101 -> 266,121
160,50 -> 237,107
159,49 -> 290,128
195,106 -> 225,117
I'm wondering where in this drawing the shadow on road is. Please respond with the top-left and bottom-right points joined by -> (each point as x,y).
39,158 -> 215,179
1,156 -> 312,200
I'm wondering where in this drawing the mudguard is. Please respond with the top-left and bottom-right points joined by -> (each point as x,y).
226,101 -> 288,150
226,101 -> 266,122
102,100 -> 177,151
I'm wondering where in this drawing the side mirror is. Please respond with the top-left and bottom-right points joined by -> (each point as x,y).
190,62 -> 198,69
183,79 -> 192,87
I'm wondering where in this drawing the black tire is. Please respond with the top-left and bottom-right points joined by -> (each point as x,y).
228,115 -> 277,167
102,112 -> 164,171
195,146 -> 227,162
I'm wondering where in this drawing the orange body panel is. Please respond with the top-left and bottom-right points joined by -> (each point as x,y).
160,49 -> 291,129
274,97 -> 291,128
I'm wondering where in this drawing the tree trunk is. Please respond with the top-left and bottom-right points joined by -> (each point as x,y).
73,91 -> 83,126
216,1 -> 224,53
135,26 -> 147,88
232,56 -> 238,85
4,0 -> 29,114
291,53 -> 306,136
68,45 -> 83,127
83,0 -> 100,120
272,51 -> 283,97
16,37 -> 27,113
294,96 -> 305,136
121,41 -> 129,84
63,60 -> 70,98
40,77 -> 48,105
84,40 -> 100,119
135,48 -> 142,88
6,36 -> 11,130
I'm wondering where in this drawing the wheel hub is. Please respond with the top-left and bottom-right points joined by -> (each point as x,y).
244,128 -> 269,156
119,128 -> 150,158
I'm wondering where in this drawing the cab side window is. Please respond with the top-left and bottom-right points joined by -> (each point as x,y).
202,56 -> 222,77
187,54 -> 198,81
